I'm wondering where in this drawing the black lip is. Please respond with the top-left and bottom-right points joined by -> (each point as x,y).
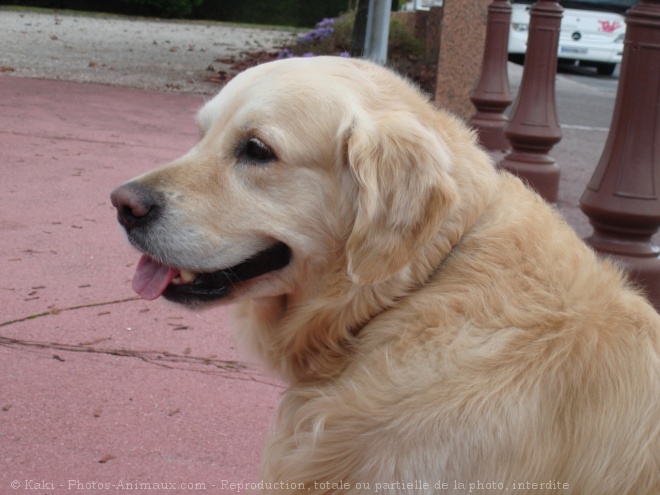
162,242 -> 292,306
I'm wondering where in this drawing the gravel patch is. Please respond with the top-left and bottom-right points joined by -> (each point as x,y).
0,8 -> 299,94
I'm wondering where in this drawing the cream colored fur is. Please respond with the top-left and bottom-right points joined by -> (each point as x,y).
124,57 -> 660,494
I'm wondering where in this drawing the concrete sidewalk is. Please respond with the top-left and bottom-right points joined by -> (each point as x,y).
0,72 -> 610,494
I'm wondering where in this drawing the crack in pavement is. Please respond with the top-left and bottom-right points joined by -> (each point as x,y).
0,296 -> 142,328
0,336 -> 283,388
1,296 -> 283,387
0,334 -> 242,368
0,334 -> 282,387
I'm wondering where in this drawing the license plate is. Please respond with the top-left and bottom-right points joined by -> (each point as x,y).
560,46 -> 588,54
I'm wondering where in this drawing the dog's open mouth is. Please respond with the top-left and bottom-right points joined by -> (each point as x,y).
131,242 -> 292,304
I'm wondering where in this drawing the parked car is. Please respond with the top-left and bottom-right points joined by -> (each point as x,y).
508,0 -> 638,76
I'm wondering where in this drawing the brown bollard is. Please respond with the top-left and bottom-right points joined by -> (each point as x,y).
469,0 -> 513,152
498,0 -> 563,202
579,0 -> 660,311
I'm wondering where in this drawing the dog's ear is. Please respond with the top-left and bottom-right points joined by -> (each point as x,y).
345,113 -> 459,286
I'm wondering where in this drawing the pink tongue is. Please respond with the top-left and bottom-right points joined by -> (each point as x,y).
132,254 -> 178,300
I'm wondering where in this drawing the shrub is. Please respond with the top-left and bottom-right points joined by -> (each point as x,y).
274,12 -> 432,94
283,13 -> 423,59
387,15 -> 425,60
119,0 -> 202,17
192,0 -> 350,27
1,0 -> 350,25
283,16 -> 353,57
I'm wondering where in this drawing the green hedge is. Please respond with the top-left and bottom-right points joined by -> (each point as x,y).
0,0 -> 351,26
196,0 -> 350,27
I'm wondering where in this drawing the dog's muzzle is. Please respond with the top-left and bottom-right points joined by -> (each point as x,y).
110,183 -> 292,305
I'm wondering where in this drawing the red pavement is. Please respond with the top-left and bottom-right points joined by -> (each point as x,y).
0,76 -> 282,494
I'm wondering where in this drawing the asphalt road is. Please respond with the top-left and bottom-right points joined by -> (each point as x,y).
559,62 -> 620,93
507,60 -> 618,131
556,64 -> 619,130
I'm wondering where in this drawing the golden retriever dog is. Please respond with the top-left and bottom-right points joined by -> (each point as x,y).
111,57 -> 660,494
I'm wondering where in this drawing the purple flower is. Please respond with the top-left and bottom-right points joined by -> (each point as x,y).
298,17 -> 336,44
299,26 -> 334,43
316,18 -> 335,29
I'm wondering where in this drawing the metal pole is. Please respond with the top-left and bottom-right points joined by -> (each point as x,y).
364,0 -> 391,65
498,0 -> 563,202
579,0 -> 660,311
469,0 -> 513,151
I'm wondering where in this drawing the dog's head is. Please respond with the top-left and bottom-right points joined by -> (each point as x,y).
111,57 -> 472,308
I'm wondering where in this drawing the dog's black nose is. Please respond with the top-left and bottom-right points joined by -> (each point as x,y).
110,183 -> 160,230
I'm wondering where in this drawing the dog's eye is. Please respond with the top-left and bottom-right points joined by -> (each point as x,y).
243,138 -> 276,164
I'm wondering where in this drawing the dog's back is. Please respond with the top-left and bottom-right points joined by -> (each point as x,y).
263,170 -> 660,494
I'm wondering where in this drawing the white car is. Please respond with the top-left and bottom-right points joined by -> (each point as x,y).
508,0 -> 637,76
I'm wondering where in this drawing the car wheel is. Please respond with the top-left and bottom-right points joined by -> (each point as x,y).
508,53 -> 525,66
596,63 -> 616,76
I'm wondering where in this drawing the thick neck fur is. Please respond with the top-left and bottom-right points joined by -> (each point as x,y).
235,121 -> 499,386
